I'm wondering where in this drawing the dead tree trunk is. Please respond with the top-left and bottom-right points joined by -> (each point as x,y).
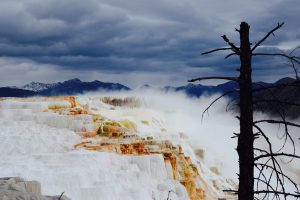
237,22 -> 254,200
189,21 -> 300,199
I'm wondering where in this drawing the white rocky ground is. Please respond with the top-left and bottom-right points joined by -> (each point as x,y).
0,93 -> 298,200
0,177 -> 70,200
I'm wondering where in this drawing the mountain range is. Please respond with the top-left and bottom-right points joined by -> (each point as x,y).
0,77 -> 296,97
0,78 -> 130,97
1,77 -> 299,117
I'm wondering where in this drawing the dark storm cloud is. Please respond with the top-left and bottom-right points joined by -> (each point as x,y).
0,0 -> 299,86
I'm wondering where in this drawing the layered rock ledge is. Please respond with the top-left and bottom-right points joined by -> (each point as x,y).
0,177 -> 70,200
0,96 -> 238,200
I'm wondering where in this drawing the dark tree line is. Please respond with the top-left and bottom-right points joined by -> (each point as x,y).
189,22 -> 300,200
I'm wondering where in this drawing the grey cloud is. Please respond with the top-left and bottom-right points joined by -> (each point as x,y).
0,0 -> 299,86
0,57 -> 206,88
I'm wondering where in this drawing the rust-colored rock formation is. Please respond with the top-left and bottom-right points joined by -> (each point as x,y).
75,134 -> 206,200
21,96 -> 234,200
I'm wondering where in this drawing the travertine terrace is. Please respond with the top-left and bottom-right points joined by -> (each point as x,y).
0,96 -> 236,200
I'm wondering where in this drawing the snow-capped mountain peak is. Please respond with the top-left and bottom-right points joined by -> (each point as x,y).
22,81 -> 58,92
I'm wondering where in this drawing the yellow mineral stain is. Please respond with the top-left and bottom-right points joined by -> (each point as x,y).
74,130 -> 207,200
16,96 -> 234,200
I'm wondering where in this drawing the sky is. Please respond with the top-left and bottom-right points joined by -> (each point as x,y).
0,0 -> 299,88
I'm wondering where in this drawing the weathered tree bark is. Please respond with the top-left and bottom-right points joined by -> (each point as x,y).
237,22 -> 254,200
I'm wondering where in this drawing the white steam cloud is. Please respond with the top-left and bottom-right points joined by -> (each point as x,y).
85,88 -> 300,186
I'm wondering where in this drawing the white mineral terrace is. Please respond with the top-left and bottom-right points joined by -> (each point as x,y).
0,96 -> 239,200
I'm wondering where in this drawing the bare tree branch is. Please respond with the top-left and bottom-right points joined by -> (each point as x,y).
201,90 -> 239,120
225,52 -> 238,59
188,76 -> 239,83
251,22 -> 284,52
253,124 -> 287,198
252,84 -> 298,156
289,47 -> 300,79
221,35 -> 240,53
255,163 -> 299,191
254,177 -> 279,200
255,119 -> 298,156
252,53 -> 300,65
201,47 -> 234,55
254,148 -> 269,154
223,189 -> 238,194
226,96 -> 239,112
255,153 -> 300,161
254,119 -> 300,128
254,164 -> 280,200
254,190 -> 300,197
290,60 -> 299,79
58,192 -> 65,200
252,83 -> 293,154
